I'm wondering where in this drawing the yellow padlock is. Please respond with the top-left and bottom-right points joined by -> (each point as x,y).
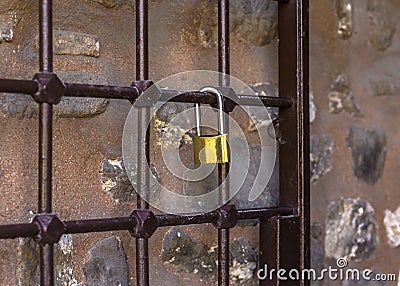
192,87 -> 230,164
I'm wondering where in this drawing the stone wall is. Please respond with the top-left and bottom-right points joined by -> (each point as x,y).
0,0 -> 399,285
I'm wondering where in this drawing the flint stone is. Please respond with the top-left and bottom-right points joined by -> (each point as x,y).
346,127 -> 386,185
101,157 -> 160,203
367,0 -> 395,52
247,83 -> 278,132
310,134 -> 333,183
52,30 -> 100,57
82,236 -> 128,286
383,207 -> 400,248
325,198 -> 377,261
161,227 -> 217,280
229,238 -> 257,283
310,222 -> 325,284
0,11 -> 18,43
328,74 -> 362,117
15,235 -> 80,286
161,228 -> 258,283
333,0 -> 353,39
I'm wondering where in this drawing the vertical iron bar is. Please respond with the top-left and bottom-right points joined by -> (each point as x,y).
217,1 -> 230,286
135,1 -> 150,286
259,216 -> 301,286
259,0 -> 310,285
38,0 -> 54,286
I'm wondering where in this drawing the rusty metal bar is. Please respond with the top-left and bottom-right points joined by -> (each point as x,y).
0,207 -> 294,239
0,78 -> 292,107
237,206 -> 292,220
162,90 -> 293,108
157,212 -> 220,227
65,217 -> 136,233
135,0 -> 151,285
0,78 -> 38,94
64,83 -> 140,100
0,223 -> 40,239
38,0 -> 55,285
217,1 -> 231,285
259,0 -> 310,285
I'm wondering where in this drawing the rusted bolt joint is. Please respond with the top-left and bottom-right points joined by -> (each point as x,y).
130,80 -> 161,106
129,209 -> 158,238
213,204 -> 238,229
32,73 -> 65,104
32,214 -> 66,245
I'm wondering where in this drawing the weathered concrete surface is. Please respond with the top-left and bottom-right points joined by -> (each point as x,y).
199,0 -> 277,48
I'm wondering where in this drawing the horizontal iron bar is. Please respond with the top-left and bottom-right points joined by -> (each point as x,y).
0,78 -> 293,108
237,206 -> 293,220
64,83 -> 141,100
0,206 -> 293,239
64,216 -> 136,234
0,78 -> 39,94
0,222 -> 40,239
161,90 -> 293,108
157,211 -> 220,227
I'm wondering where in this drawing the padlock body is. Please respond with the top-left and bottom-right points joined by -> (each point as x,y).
193,134 -> 229,164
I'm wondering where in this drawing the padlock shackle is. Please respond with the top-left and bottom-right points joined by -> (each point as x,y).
196,87 -> 225,136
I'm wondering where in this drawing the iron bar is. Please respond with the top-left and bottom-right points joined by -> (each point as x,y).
0,207 -> 293,239
0,78 -> 292,108
65,217 -> 136,234
64,83 -> 140,100
0,78 -> 38,94
217,1 -> 230,285
135,0 -> 150,285
156,211 -> 220,227
38,0 -> 55,285
161,90 -> 293,108
278,0 -> 310,278
237,206 -> 293,220
0,223 -> 39,239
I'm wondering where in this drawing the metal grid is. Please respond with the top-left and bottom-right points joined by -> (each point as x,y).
0,0 -> 309,285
